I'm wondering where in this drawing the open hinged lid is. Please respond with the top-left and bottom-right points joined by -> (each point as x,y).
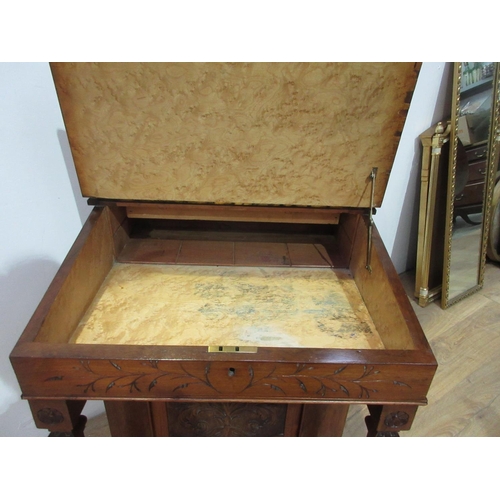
51,62 -> 419,209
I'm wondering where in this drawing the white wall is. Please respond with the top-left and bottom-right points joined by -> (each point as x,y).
0,62 -> 451,436
375,62 -> 453,272
0,63 -> 101,436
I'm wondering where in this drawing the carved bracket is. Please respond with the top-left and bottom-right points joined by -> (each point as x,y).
384,411 -> 410,429
37,408 -> 65,425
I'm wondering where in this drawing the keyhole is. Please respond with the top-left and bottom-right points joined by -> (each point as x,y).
228,367 -> 236,377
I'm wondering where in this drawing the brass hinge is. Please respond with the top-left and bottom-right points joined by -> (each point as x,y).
366,167 -> 378,273
208,346 -> 258,353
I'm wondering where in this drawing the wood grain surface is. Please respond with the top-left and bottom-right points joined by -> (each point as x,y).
51,62 -> 417,207
350,216 -> 418,350
70,264 -> 384,350
34,208 -> 115,343
123,203 -> 342,224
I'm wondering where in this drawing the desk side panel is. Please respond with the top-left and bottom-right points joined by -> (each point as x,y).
350,216 -> 433,352
11,207 -> 126,347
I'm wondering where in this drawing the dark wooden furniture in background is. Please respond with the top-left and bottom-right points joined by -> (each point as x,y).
10,63 -> 437,437
455,142 -> 488,223
452,63 -> 494,225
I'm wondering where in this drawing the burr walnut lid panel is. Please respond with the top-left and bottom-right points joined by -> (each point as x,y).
50,62 -> 418,208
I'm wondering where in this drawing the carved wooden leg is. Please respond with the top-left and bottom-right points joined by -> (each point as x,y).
49,416 -> 88,437
365,404 -> 418,437
28,399 -> 87,436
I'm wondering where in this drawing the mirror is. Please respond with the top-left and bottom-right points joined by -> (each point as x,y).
442,62 -> 499,308
487,72 -> 500,263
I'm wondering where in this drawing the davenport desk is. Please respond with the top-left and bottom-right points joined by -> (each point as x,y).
10,63 -> 437,437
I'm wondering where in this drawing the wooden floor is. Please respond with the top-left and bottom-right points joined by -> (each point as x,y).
85,261 -> 500,437
344,260 -> 500,437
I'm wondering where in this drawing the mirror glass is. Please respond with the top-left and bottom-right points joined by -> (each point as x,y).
442,62 -> 497,307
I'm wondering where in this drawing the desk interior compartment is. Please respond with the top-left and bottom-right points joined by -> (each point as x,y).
31,206 -> 419,352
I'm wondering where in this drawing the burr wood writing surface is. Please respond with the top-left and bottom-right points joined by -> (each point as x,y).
51,63 -> 417,208
70,263 -> 384,349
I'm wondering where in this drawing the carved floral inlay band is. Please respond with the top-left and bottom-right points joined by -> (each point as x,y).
41,359 -> 415,400
167,402 -> 287,437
